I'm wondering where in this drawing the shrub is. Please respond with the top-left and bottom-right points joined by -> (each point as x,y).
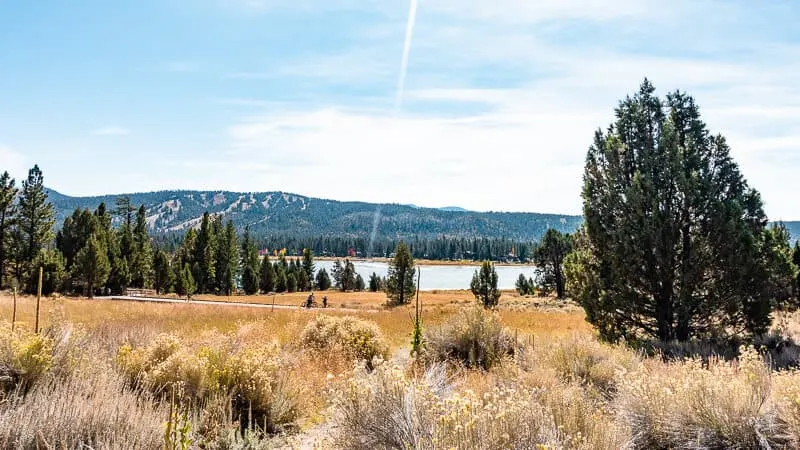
0,324 -> 54,395
331,361 -> 625,449
0,367 -> 166,448
423,307 -> 518,370
616,346 -> 773,449
300,315 -> 389,367
116,334 -> 299,434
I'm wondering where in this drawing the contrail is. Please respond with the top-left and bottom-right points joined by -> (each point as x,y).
395,0 -> 419,111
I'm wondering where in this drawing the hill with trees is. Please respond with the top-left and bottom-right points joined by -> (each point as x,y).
45,189 -> 583,241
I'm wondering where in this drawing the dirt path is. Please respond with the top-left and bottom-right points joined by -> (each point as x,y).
94,295 -> 377,314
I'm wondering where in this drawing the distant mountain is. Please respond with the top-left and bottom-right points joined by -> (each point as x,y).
45,189 -> 583,242
438,206 -> 469,212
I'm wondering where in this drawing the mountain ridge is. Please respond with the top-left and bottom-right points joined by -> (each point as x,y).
45,188 -> 583,241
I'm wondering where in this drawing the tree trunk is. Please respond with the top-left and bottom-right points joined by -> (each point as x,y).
655,285 -> 674,342
87,280 -> 94,299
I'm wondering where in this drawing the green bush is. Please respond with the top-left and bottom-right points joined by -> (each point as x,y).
0,324 -> 54,395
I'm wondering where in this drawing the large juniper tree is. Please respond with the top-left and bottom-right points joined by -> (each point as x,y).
572,79 -> 786,342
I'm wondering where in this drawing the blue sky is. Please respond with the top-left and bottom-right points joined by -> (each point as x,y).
1,1 -> 799,218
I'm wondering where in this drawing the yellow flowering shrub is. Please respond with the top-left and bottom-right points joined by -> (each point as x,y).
0,324 -> 54,394
300,315 -> 389,367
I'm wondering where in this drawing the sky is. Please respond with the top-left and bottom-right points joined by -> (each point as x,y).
1,1 -> 799,218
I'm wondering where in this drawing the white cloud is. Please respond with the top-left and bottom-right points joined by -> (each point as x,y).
90,126 -> 131,136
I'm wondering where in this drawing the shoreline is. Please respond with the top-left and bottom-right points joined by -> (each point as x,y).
292,256 -> 535,267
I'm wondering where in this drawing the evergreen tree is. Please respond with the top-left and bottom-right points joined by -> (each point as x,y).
794,241 -> 800,299
240,226 -> 260,295
0,171 -> 17,289
355,273 -> 366,292
297,270 -> 310,292
75,233 -> 110,298
260,253 -> 275,293
17,165 -> 55,289
368,272 -> 383,292
533,229 -> 573,299
115,196 -> 134,267
573,80 -> 782,342
153,248 -> 172,294
470,261 -> 500,308
175,263 -> 196,300
194,212 -> 217,293
95,203 -> 124,295
315,268 -> 331,291
274,263 -> 287,292
215,220 -> 238,295
130,205 -> 153,288
515,273 -> 532,296
57,208 -> 96,274
302,248 -> 315,282
386,242 -> 416,305
286,272 -> 298,293
32,248 -> 66,296
331,259 -> 357,291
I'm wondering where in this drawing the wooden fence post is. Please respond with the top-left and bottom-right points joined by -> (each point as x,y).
35,266 -> 42,334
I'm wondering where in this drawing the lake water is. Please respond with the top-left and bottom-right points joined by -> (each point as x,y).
314,260 -> 537,291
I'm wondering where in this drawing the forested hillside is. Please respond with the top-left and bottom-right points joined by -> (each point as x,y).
46,189 -> 583,241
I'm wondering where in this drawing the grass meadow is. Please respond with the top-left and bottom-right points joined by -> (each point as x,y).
3,290 -> 800,449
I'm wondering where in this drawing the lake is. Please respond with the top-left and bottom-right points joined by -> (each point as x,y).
314,260 -> 537,291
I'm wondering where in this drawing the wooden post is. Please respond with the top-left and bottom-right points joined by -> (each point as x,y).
11,286 -> 17,332
35,266 -> 42,334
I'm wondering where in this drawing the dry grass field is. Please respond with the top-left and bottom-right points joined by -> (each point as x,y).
3,290 -> 800,449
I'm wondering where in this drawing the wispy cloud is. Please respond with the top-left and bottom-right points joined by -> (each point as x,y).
90,126 -> 131,136
0,145 -> 28,179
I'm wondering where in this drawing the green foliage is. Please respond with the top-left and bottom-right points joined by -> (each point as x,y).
17,165 -> 55,289
355,273 -> 365,292
515,273 -> 534,296
175,264 -> 196,299
315,268 -> 331,291
194,212 -> 216,294
130,205 -> 153,289
215,220 -> 238,295
0,325 -> 54,394
470,261 -> 501,308
368,272 -> 384,292
240,226 -> 260,295
274,263 -> 287,293
30,248 -> 67,296
331,259 -> 357,291
578,80 -> 780,342
153,248 -> 172,294
259,253 -> 274,293
386,242 -> 416,306
74,233 -> 111,298
301,248 -> 314,282
533,229 -> 573,298
286,272 -> 297,293
0,172 -> 16,289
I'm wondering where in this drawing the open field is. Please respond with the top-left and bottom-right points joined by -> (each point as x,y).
4,291 -> 800,449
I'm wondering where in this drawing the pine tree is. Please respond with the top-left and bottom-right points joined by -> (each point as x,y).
0,171 -> 17,289
315,268 -> 331,291
75,233 -> 110,298
17,165 -> 55,289
274,263 -> 287,292
260,253 -> 275,293
194,212 -> 216,293
240,226 -> 260,295
175,263 -> 196,300
470,261 -> 500,308
386,242 -> 416,305
286,272 -> 297,293
302,248 -> 315,282
130,205 -> 153,288
368,272 -> 383,292
33,248 -> 66,296
215,220 -> 238,295
153,248 -> 172,294
794,241 -> 800,299
331,259 -> 357,291
355,273 -> 365,292
515,273 -> 531,296
297,270 -> 310,292
533,229 -> 573,299
572,79 -> 783,342
95,202 -> 124,295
